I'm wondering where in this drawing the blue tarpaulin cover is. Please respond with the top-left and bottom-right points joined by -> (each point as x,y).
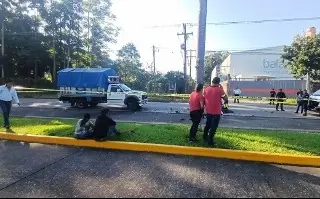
57,68 -> 116,90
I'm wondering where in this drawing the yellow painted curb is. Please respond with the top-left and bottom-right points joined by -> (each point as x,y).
0,132 -> 319,167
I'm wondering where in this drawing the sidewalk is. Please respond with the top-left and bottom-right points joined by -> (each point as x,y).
0,141 -> 319,198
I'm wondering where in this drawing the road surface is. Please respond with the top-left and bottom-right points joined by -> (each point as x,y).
0,141 -> 319,198
8,99 -> 320,131
17,98 -> 320,119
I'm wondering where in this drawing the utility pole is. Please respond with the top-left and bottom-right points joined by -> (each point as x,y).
1,18 -> 4,78
152,45 -> 158,74
187,50 -> 196,79
196,0 -> 208,84
178,23 -> 193,93
51,0 -> 57,83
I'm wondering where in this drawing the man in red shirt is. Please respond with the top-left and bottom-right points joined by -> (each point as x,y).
188,83 -> 205,142
203,77 -> 228,147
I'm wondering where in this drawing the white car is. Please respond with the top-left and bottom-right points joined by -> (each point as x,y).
308,89 -> 320,113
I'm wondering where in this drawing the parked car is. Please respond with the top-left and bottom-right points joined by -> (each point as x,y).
308,89 -> 320,113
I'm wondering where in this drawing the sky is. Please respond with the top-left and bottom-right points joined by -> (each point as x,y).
110,0 -> 320,78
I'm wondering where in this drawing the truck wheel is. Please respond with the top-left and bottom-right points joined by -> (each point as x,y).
76,99 -> 88,109
127,100 -> 138,112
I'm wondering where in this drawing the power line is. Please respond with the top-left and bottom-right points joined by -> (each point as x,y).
203,16 -> 320,26
142,16 -> 320,29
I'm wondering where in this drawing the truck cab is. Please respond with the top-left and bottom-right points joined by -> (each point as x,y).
106,77 -> 148,110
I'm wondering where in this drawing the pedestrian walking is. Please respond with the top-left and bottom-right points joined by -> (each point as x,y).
203,77 -> 228,147
269,88 -> 276,105
0,79 -> 20,129
188,83 -> 205,143
301,89 -> 310,116
276,89 -> 286,111
295,89 -> 303,114
233,87 -> 241,103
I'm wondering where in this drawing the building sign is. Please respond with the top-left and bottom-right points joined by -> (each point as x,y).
262,59 -> 290,76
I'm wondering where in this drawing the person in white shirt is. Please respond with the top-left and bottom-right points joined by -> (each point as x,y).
0,79 -> 20,129
233,87 -> 242,103
74,113 -> 94,139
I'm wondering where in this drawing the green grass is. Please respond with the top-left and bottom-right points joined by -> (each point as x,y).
1,117 -> 320,156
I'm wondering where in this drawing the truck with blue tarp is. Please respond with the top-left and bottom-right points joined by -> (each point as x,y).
57,68 -> 148,111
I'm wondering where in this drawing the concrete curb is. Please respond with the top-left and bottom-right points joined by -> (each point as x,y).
0,133 -> 319,167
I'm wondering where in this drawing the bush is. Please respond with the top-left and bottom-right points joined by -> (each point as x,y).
0,78 -> 55,89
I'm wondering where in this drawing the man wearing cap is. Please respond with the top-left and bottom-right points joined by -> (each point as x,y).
0,79 -> 20,129
203,77 -> 228,147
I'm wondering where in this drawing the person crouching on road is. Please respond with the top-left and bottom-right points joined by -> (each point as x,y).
188,83 -> 205,143
92,108 -> 120,141
276,89 -> 286,111
203,77 -> 228,147
0,79 -> 20,129
74,113 -> 94,139
301,89 -> 310,116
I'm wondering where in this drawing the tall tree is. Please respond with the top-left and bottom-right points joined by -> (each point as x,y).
83,0 -> 118,66
116,43 -> 143,88
204,51 -> 229,84
282,34 -> 320,80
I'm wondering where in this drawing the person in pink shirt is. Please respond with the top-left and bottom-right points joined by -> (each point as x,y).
203,77 -> 228,147
188,83 -> 205,143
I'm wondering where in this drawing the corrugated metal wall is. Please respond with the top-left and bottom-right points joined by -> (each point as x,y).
227,80 -> 306,97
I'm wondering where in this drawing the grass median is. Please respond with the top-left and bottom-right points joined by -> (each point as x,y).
1,117 -> 319,156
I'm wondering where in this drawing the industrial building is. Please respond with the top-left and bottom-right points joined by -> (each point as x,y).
212,46 -> 306,97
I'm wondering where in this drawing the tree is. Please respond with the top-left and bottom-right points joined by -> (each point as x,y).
83,0 -> 118,66
204,51 -> 229,84
282,34 -> 320,80
116,43 -> 143,88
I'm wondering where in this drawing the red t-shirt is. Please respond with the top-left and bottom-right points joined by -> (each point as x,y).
204,86 -> 225,115
189,91 -> 204,112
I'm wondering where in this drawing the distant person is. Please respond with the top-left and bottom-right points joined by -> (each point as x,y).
203,77 -> 228,147
74,113 -> 94,139
188,83 -> 205,143
233,87 -> 241,103
276,89 -> 286,111
92,108 -> 120,140
0,79 -> 20,129
269,88 -> 276,105
295,89 -> 303,114
296,89 -> 303,105
301,89 -> 310,116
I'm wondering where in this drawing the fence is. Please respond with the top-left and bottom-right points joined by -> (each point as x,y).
226,80 -> 306,97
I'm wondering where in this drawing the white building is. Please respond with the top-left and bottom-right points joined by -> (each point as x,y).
211,46 -> 299,82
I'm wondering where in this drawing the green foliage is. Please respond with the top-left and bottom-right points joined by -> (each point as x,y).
204,51 -> 229,84
3,116 -> 320,156
1,0 -> 118,79
282,34 -> 320,80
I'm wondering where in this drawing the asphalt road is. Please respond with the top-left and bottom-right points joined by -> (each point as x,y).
17,98 -> 320,118
10,106 -> 320,131
0,141 -> 319,198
